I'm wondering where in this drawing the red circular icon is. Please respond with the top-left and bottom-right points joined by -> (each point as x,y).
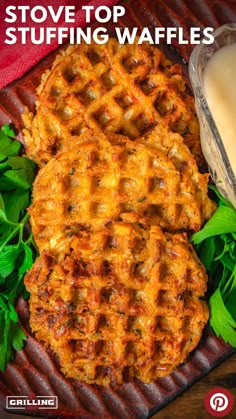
204,387 -> 234,417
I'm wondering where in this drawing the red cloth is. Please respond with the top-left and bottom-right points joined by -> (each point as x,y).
0,0 -> 119,89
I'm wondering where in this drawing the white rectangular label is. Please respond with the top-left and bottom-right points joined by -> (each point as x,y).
6,395 -> 58,410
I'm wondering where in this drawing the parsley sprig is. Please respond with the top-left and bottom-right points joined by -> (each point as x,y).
191,185 -> 236,347
0,125 -> 37,371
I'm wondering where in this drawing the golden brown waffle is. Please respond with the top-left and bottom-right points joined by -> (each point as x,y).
28,129 -> 215,257
24,223 -> 209,386
22,38 -> 201,166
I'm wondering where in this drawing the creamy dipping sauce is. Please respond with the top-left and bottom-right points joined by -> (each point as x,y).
203,43 -> 236,174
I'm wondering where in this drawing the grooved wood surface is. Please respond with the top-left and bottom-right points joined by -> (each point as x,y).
1,354 -> 236,418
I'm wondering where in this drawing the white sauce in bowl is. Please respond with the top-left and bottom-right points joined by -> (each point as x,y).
204,43 -> 236,174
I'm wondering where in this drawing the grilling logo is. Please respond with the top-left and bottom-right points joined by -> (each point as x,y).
6,395 -> 58,410
204,388 -> 234,417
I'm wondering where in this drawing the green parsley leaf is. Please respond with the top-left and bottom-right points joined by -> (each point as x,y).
191,205 -> 236,245
0,124 -> 37,372
1,124 -> 15,138
0,244 -> 21,279
3,190 -> 29,223
0,125 -> 21,161
6,156 -> 36,189
11,322 -> 27,351
209,288 -> 236,347
191,188 -> 236,347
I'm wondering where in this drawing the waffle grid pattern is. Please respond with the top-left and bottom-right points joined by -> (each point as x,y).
23,38 -> 201,165
28,129 -> 215,257
25,224 -> 208,385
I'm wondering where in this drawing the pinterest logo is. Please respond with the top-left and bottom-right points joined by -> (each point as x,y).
205,388 -> 234,417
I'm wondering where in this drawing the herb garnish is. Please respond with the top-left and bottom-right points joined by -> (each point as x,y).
191,185 -> 236,347
0,124 -> 37,371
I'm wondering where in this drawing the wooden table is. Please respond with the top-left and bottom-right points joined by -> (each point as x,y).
1,352 -> 236,419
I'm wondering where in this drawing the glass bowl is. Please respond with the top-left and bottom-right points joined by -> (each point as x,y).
189,23 -> 236,207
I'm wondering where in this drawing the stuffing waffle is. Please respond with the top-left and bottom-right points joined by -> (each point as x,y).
24,223 -> 209,386
22,37 -> 201,166
28,129 -> 215,257
23,37 -> 215,386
